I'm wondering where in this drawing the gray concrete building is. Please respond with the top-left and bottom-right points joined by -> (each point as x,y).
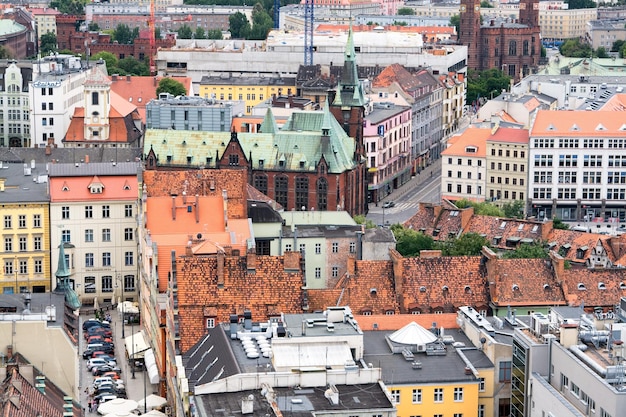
145,93 -> 245,132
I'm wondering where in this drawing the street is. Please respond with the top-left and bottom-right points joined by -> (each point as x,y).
367,158 -> 442,226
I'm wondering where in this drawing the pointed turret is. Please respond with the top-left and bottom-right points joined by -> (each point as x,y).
54,240 -> 70,293
332,26 -> 367,108
260,108 -> 278,134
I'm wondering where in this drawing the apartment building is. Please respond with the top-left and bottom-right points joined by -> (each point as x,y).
0,61 -> 32,147
441,128 -> 489,202
486,127 -> 529,206
528,110 -> 626,222
48,162 -> 140,305
539,7 -> 598,43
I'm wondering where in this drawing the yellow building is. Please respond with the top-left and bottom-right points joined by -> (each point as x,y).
30,7 -> 61,40
539,7 -> 597,42
364,322 -> 491,417
0,163 -> 51,294
198,74 -> 297,114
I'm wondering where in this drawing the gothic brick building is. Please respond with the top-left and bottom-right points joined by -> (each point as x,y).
459,0 -> 541,81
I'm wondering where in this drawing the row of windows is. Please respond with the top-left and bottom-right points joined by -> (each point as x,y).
490,177 -> 525,186
84,275 -> 135,293
490,149 -> 526,158
61,204 -> 133,220
389,387 -> 468,404
62,228 -> 134,243
446,183 -> 482,196
534,171 -> 626,184
490,162 -> 525,172
448,171 -> 483,180
532,187 -> 609,200
3,214 -> 42,229
254,175 -> 328,211
284,242 -> 357,255
446,157 -> 483,167
4,259 -> 44,275
4,236 -> 43,252
532,154 -> 626,168
84,252 -> 134,267
489,190 -> 524,200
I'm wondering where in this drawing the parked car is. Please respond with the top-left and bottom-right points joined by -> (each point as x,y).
93,393 -> 118,403
87,358 -> 108,371
382,201 -> 395,208
92,354 -> 117,365
101,371 -> 122,380
92,365 -> 122,376
83,319 -> 104,331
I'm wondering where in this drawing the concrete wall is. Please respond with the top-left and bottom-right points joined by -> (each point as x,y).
0,321 -> 78,397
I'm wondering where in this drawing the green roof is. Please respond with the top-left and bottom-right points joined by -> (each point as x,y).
144,107 -> 357,173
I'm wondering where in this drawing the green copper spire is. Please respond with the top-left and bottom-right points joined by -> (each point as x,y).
260,108 -> 278,134
321,100 -> 334,134
332,25 -> 367,108
54,240 -> 70,293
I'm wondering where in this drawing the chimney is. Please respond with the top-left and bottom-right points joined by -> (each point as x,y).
243,310 -> 252,330
347,256 -> 356,276
283,251 -> 301,272
126,75 -> 131,82
171,196 -> 176,220
217,250 -> 225,287
241,394 -> 254,414
154,77 -> 157,87
45,144 -> 52,155
112,74 -> 118,81
324,384 -> 339,405
195,194 -> 200,223
246,251 -> 256,272
85,154 -> 90,164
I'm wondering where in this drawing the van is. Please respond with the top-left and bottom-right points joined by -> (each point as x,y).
87,343 -> 105,351
87,358 -> 107,370
93,376 -> 114,387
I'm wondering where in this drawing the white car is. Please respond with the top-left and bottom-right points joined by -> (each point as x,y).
87,358 -> 107,371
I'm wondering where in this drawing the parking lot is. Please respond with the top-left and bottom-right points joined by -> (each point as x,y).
79,306 -> 157,415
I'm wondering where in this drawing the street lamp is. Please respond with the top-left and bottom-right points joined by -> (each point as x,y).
116,273 -> 125,339
131,318 -> 136,379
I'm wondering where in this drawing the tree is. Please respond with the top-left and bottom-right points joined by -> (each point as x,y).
541,45 -> 547,57
466,68 -> 511,105
436,232 -> 489,256
612,39 -> 625,52
88,22 -> 100,31
455,199 -> 505,217
156,77 -> 187,97
229,12 -> 251,39
92,51 -> 118,74
194,27 -> 206,39
501,243 -> 549,259
595,46 -> 609,58
391,224 -> 435,257
40,32 -> 58,55
502,201 -> 525,219
118,57 -> 149,76
0,46 -> 13,59
354,215 -> 376,229
559,38 -> 592,57
392,21 -> 408,26
480,0 -> 494,7
249,3 -> 273,40
207,29 -> 223,40
450,14 -> 460,38
50,0 -> 85,15
113,24 -> 135,45
177,25 -> 193,39
552,218 -> 570,230
397,7 -> 415,15
566,0 -> 597,8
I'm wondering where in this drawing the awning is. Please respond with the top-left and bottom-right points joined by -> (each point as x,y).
125,331 -> 149,360
144,348 -> 160,385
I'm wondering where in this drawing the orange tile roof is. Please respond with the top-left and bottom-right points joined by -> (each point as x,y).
561,266 -> 626,308
441,127 -> 490,157
355,313 -> 460,331
530,110 -> 626,137
547,229 -> 611,264
488,126 -> 529,143
49,175 -> 137,201
601,93 -> 626,111
109,75 -> 192,122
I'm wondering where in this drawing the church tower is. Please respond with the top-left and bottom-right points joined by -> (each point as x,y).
459,0 -> 482,71
82,67 -> 111,141
518,0 -> 539,27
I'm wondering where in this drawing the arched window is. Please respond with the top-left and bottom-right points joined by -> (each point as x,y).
509,40 -> 517,56
523,40 -> 529,56
92,91 -> 99,105
275,176 -> 288,208
317,178 -> 328,210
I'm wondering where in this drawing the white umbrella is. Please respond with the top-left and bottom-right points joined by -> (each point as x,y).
94,297 -> 99,311
103,413 -> 135,417
138,394 -> 167,410
97,398 -> 138,415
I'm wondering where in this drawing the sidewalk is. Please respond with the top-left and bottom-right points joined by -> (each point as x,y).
378,158 -> 442,204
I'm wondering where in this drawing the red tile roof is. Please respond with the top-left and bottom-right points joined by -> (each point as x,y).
561,265 -> 626,308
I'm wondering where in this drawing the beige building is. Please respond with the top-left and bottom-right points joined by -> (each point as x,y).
586,19 -> 626,50
485,127 -> 529,207
29,7 -> 60,39
539,7 -> 597,42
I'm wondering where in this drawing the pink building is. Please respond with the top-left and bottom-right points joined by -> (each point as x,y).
363,102 -> 412,203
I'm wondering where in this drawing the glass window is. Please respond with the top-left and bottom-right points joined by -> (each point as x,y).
124,274 -> 135,292
85,229 -> 94,242
102,252 -> 111,267
84,276 -> 96,293
102,205 -> 110,218
332,242 -> 339,253
85,206 -> 93,218
34,259 -> 43,274
4,215 -> 12,228
499,361 -> 512,382
19,237 -> 27,251
102,229 -> 111,242
85,253 -> 94,267
33,214 -> 41,228
62,230 -> 71,243
454,387 -> 464,401
125,251 -> 134,266
18,215 -> 26,228
124,228 -> 134,241
125,204 -> 133,217
62,206 -> 70,219
101,275 -> 113,293
434,388 -> 443,402
412,389 -> 422,404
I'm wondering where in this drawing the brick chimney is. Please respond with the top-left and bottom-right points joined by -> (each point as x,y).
217,251 -> 225,287
283,251 -> 301,272
246,251 -> 256,272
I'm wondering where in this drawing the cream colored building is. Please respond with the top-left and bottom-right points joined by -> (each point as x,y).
539,7 -> 597,42
29,7 -> 60,39
586,19 -> 626,50
485,127 -> 529,207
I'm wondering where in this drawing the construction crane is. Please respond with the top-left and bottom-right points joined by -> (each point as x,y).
304,0 -> 314,65
273,0 -> 280,29
148,0 -> 156,75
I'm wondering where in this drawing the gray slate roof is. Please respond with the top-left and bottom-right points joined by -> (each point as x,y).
48,161 -> 141,177
0,162 -> 49,203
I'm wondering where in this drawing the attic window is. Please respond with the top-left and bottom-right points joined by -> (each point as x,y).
517,224 -> 524,231
432,228 -> 440,237
576,246 -> 588,259
512,284 -> 520,291
547,123 -> 556,131
299,161 -> 305,168
577,283 -> 586,291
543,284 -> 550,290
620,282 -> 626,290
531,225 -> 539,234
167,155 -> 172,163
464,285 -> 471,293
279,160 -> 285,168
187,156 -> 192,164
61,182 -> 70,191
442,285 -> 449,291
500,222 -> 507,229
465,146 -> 477,153
122,181 -> 131,190
493,236 -> 502,245
570,124 -> 580,131
259,159 -> 264,167
419,286 -> 427,292
598,282 -> 606,290
370,288 -> 377,296
596,124 -> 606,131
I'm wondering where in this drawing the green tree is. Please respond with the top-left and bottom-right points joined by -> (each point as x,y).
40,32 -> 58,55
50,0 -> 85,15
118,56 -> 149,76
595,46 -> 609,58
501,243 -> 549,259
177,25 -> 193,39
391,224 -> 435,257
392,21 -> 408,26
541,45 -> 547,57
156,77 -> 187,97
0,46 -> 12,59
88,22 -> 100,31
397,7 -> 415,15
113,24 -> 135,44
455,199 -> 505,217
559,38 -> 592,57
566,0 -> 597,8
466,68 -> 511,105
480,0 -> 493,7
155,27 -> 162,40
92,51 -> 118,73
552,218 -> 570,230
450,14 -> 460,37
207,29 -> 223,40
249,3 -> 273,40
436,232 -> 489,256
229,12 -> 251,38
502,201 -> 525,219
354,215 -> 376,229
194,27 -> 206,39
612,39 -> 625,52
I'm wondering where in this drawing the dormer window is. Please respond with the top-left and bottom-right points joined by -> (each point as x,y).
598,282 -> 606,290
465,146 -> 477,153
577,283 -> 586,291
89,185 -> 103,194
